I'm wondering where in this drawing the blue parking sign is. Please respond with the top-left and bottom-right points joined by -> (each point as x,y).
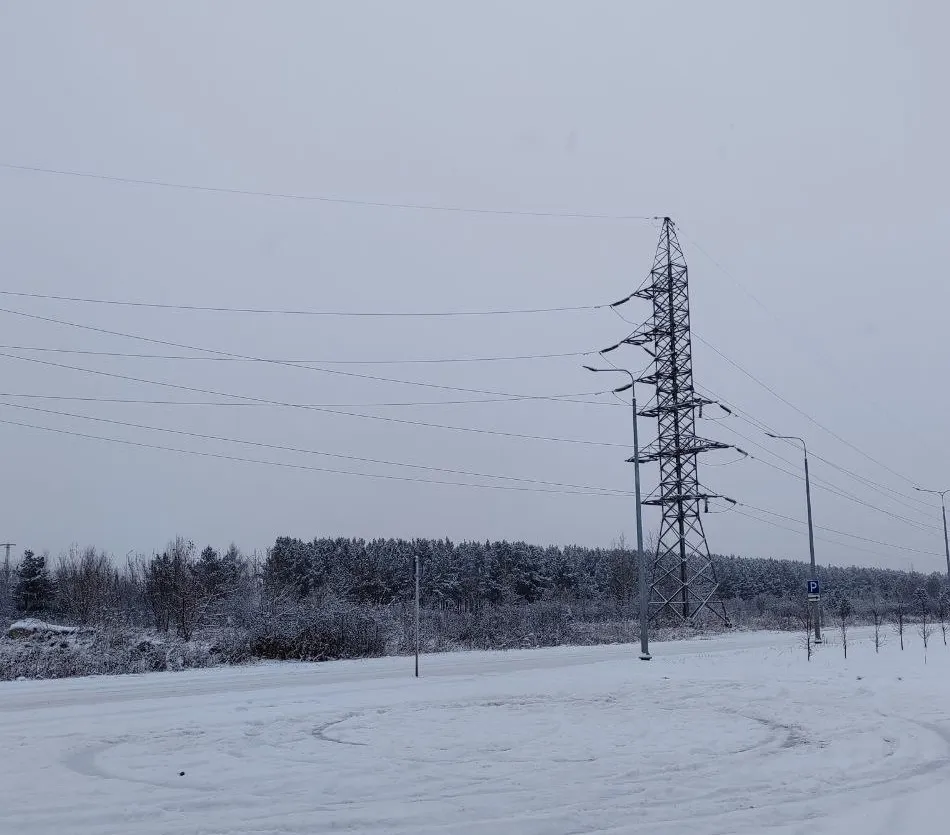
807,579 -> 820,595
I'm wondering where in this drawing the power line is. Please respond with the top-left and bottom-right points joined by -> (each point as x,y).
731,506 -> 909,565
616,305 -> 925,508
0,414 -> 627,498
0,344 -> 594,365
739,446 -> 939,535
675,228 -> 774,317
712,416 -> 940,535
0,162 -> 655,222
0,308 -> 618,406
0,352 -> 627,448
692,330 -> 920,488
680,321 -> 934,511
701,382 -> 935,514
612,303 -> 937,528
806,452 -> 935,512
608,305 -> 940,557
707,389 -> 936,517
0,351 -> 614,408
739,502 -> 944,559
0,349 -> 617,411
680,225 -> 914,475
0,288 -> 608,318
0,391 -> 621,409
705,388 -> 933,528
0,399 -> 632,496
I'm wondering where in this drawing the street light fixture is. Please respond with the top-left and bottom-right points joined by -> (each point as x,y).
913,487 -> 950,580
584,364 -> 651,660
765,432 -> 822,643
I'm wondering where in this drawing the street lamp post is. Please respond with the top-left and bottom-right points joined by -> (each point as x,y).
913,487 -> 950,580
766,433 -> 822,643
584,365 -> 651,660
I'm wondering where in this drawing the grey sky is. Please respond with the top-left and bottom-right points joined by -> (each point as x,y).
0,1 -> 947,572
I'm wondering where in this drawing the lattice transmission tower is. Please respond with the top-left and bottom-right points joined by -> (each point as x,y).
612,218 -> 733,624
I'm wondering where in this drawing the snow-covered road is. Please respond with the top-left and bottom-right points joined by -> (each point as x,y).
1,628 -> 947,834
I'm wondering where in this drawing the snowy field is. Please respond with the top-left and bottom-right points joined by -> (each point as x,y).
1,628 -> 948,834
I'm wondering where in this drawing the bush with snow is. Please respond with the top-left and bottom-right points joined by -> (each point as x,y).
0,625 -> 254,681
6,619 -> 80,638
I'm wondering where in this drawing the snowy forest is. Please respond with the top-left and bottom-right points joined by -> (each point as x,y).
1,536 -> 947,680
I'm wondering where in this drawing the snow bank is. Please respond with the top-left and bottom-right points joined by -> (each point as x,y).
6,619 -> 80,638
0,625 -> 252,680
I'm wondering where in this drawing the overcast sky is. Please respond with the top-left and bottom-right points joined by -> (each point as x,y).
0,1 -> 947,572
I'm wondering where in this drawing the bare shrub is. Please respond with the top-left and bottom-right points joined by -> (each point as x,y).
250,597 -> 385,661
871,602 -> 887,653
55,547 -> 120,626
790,598 -> 812,661
892,598 -> 906,651
836,596 -> 853,659
916,589 -> 934,663
937,594 -> 948,647
0,625 -> 223,681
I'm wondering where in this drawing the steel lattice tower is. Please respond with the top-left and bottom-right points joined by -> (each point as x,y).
618,218 -> 732,624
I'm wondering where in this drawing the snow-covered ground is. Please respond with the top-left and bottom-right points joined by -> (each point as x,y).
1,628 -> 947,834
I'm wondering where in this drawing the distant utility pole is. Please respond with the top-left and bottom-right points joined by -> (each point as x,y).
414,550 -> 421,678
914,487 -> 950,580
1,544 -> 15,594
765,434 -> 821,643
583,365 -> 651,660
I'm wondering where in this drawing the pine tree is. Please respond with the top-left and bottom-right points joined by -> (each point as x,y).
221,544 -> 249,590
145,552 -> 175,632
263,537 -> 314,599
13,550 -> 55,615
196,546 -> 225,598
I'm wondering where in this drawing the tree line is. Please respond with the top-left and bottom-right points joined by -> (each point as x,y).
2,536 -> 946,642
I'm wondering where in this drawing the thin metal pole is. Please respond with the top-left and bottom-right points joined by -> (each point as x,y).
767,433 -> 822,642
414,551 -> 420,678
941,495 -> 950,581
802,447 -> 821,643
584,363 -> 650,659
1,544 -> 14,586
631,384 -> 651,660
913,487 -> 950,581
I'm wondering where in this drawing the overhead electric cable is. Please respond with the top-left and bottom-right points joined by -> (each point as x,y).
711,415 -> 939,534
739,502 -> 944,558
691,331 -> 919,488
0,307 -> 617,406
706,390 -> 937,516
0,344 -> 593,365
0,288 -> 608,318
731,506 -> 911,565
0,415 -> 626,498
0,162 -> 655,222
612,301 -> 923,495
0,391 -> 618,409
0,399 -> 631,496
0,352 -> 625,448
